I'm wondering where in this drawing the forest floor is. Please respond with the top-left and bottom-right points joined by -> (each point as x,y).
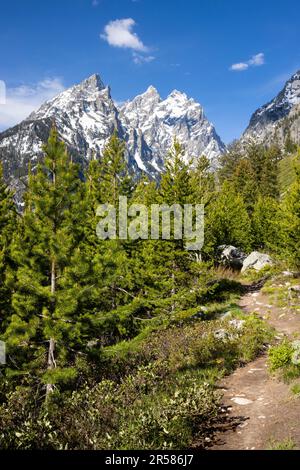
210,281 -> 300,450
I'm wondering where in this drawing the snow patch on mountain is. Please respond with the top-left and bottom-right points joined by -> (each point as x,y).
120,86 -> 225,169
0,73 -> 226,192
243,70 -> 300,143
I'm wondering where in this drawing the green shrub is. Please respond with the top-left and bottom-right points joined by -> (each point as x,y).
0,304 -> 272,449
0,363 -> 220,450
291,383 -> 300,396
268,340 -> 300,382
237,315 -> 273,362
268,341 -> 294,372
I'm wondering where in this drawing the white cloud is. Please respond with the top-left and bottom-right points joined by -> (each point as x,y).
248,52 -> 265,66
0,80 -> 6,105
101,18 -> 148,52
230,62 -> 249,71
132,52 -> 155,64
0,77 -> 65,131
230,52 -> 265,72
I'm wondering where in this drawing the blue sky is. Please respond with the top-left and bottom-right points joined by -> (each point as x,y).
1,0 -> 300,142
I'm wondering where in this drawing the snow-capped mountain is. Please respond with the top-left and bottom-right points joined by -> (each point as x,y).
120,86 -> 225,171
243,70 -> 300,145
0,74 -> 226,194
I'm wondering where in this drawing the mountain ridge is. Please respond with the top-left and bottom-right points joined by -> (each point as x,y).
0,73 -> 226,193
242,70 -> 300,146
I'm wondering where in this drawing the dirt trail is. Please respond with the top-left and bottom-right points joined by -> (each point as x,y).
211,288 -> 300,450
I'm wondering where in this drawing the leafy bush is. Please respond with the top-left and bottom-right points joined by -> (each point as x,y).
0,364 -> 219,450
268,341 -> 294,372
291,383 -> 300,396
237,315 -> 273,362
0,305 -> 272,449
268,340 -> 300,382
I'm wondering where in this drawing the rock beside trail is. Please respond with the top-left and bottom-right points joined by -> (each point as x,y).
241,251 -> 273,273
218,245 -> 247,270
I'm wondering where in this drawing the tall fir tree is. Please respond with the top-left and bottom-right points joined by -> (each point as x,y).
205,181 -> 252,256
0,164 -> 17,331
251,196 -> 278,250
137,140 -> 196,312
77,133 -> 138,340
97,131 -> 133,205
189,155 -> 215,206
218,140 -> 243,183
277,161 -> 300,267
232,158 -> 258,211
260,145 -> 281,199
4,128 -> 88,396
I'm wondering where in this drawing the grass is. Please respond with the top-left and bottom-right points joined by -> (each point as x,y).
0,292 -> 274,450
268,437 -> 296,450
261,274 -> 300,310
268,340 -> 300,383
290,383 -> 300,396
279,154 -> 298,194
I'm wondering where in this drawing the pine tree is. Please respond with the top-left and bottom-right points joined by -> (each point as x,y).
218,140 -> 243,183
252,196 -> 278,250
205,181 -> 252,256
98,131 -> 133,205
0,164 -> 17,331
4,128 -> 87,396
260,145 -> 281,199
232,158 -> 258,211
245,141 -> 267,182
147,141 -> 194,309
277,162 -> 300,267
160,139 -> 192,205
285,130 -> 297,155
77,135 -> 138,338
190,155 -> 215,206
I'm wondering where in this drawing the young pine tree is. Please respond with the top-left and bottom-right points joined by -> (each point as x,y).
277,162 -> 300,267
251,196 -> 278,250
260,145 -> 281,199
4,128 -> 87,396
232,158 -> 258,211
78,134 -> 138,339
0,164 -> 17,331
98,131 -> 133,205
189,155 -> 215,206
153,141 -> 194,309
205,181 -> 252,256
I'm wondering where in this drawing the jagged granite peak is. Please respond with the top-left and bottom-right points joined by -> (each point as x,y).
0,73 -> 226,199
120,86 -> 162,129
0,74 -> 122,171
80,73 -> 106,91
145,85 -> 160,96
243,69 -> 300,144
120,86 -> 225,169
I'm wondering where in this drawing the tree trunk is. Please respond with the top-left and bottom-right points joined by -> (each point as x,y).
46,258 -> 56,399
171,262 -> 176,312
46,337 -> 56,396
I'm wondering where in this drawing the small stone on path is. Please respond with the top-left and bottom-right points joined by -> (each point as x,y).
231,397 -> 253,405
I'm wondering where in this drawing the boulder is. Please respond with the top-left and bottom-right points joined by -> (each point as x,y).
288,285 -> 300,293
229,319 -> 245,330
217,245 -> 247,270
241,251 -> 273,273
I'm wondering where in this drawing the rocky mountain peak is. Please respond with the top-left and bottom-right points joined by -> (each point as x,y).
243,69 -> 300,143
144,85 -> 160,97
168,89 -> 188,100
79,73 -> 105,92
0,73 -> 226,198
